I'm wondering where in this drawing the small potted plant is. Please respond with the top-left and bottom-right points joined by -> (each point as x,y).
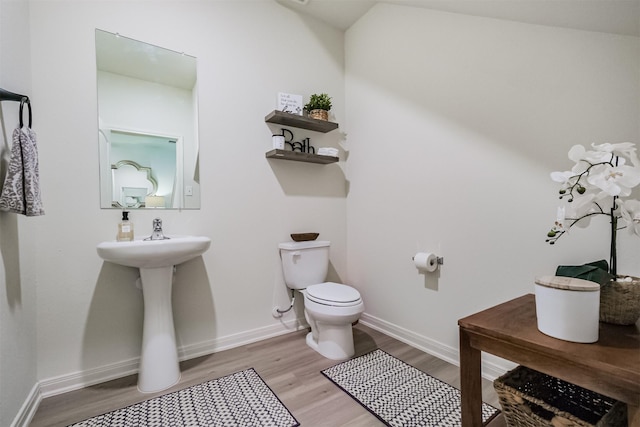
546,142 -> 640,325
304,93 -> 332,121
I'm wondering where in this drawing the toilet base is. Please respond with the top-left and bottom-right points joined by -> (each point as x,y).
305,323 -> 355,360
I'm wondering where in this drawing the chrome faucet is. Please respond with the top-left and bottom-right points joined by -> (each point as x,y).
145,218 -> 170,241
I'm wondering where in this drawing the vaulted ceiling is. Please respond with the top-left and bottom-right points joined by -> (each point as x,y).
275,0 -> 640,37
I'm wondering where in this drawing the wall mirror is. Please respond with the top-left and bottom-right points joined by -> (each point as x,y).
96,29 -> 200,209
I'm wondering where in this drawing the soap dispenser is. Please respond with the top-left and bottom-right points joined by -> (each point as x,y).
117,211 -> 134,241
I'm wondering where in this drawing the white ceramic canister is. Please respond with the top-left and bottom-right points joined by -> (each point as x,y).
272,135 -> 285,149
534,275 -> 600,343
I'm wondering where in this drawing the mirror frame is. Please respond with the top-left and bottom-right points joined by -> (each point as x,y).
111,160 -> 159,209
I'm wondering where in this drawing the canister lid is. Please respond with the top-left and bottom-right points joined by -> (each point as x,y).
534,275 -> 600,292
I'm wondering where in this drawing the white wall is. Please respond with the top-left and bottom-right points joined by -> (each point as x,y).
345,3 -> 639,369
0,1 -> 39,426
27,0 -> 346,396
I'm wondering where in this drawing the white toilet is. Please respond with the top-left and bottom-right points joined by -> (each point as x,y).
279,240 -> 364,360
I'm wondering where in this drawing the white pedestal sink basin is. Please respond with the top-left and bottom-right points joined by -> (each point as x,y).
97,236 -> 211,393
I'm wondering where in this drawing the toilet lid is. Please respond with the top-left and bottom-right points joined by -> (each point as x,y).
306,282 -> 362,306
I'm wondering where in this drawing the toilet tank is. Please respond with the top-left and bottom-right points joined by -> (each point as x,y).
279,240 -> 330,289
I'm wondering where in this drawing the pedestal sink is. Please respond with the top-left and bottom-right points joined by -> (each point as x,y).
96,236 -> 211,393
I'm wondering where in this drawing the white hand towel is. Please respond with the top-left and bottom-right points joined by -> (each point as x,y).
0,126 -> 44,216
318,147 -> 338,157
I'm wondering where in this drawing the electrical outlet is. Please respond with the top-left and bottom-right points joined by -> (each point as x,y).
185,186 -> 193,196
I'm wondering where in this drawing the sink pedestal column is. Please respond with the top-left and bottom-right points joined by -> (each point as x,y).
138,266 -> 180,393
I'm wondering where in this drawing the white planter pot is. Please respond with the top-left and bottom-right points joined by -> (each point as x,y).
534,276 -> 600,343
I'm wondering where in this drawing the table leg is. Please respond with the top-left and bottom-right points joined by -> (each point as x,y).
460,327 -> 483,427
628,403 -> 639,427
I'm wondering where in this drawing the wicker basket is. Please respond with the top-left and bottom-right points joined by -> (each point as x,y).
290,233 -> 319,242
599,276 -> 640,325
494,366 -> 627,426
308,109 -> 328,121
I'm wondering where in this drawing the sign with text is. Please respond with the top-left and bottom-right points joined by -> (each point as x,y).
277,92 -> 303,115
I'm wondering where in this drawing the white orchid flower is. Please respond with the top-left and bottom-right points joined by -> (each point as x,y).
582,149 -> 621,165
550,170 -> 574,184
571,162 -> 591,175
564,192 -> 605,228
568,145 -> 586,163
620,199 -> 640,236
591,142 -> 640,167
548,141 -> 640,276
586,164 -> 640,197
566,208 -> 592,228
571,145 -> 609,166
567,145 -> 610,175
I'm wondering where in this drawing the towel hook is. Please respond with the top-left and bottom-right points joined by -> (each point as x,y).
19,97 -> 32,128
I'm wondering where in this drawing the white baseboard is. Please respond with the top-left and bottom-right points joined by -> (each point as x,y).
11,383 -> 41,427
39,357 -> 140,398
38,317 -> 304,400
177,317 -> 305,360
359,312 -> 509,381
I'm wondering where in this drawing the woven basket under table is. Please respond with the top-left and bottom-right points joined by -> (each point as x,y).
494,365 -> 627,426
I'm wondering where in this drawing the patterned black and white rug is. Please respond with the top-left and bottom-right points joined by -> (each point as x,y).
68,368 -> 299,427
322,349 -> 499,427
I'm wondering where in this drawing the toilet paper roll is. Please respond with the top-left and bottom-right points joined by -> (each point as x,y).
414,252 -> 438,272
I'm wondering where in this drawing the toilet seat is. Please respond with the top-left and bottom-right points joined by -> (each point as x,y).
305,282 -> 362,307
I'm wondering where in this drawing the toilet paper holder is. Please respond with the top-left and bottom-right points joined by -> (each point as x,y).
412,254 -> 444,266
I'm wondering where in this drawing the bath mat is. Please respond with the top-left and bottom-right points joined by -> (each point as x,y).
321,349 -> 499,426
68,368 -> 299,427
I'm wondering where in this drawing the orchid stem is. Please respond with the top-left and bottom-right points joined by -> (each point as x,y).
610,198 -> 618,276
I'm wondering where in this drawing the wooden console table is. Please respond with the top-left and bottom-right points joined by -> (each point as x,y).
459,294 -> 639,427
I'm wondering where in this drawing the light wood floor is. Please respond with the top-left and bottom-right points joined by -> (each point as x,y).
30,324 -> 505,426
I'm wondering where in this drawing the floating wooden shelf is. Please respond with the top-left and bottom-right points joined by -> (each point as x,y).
265,110 -> 338,133
265,149 -> 338,164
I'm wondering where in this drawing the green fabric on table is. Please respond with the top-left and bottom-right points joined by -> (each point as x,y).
555,260 -> 614,286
